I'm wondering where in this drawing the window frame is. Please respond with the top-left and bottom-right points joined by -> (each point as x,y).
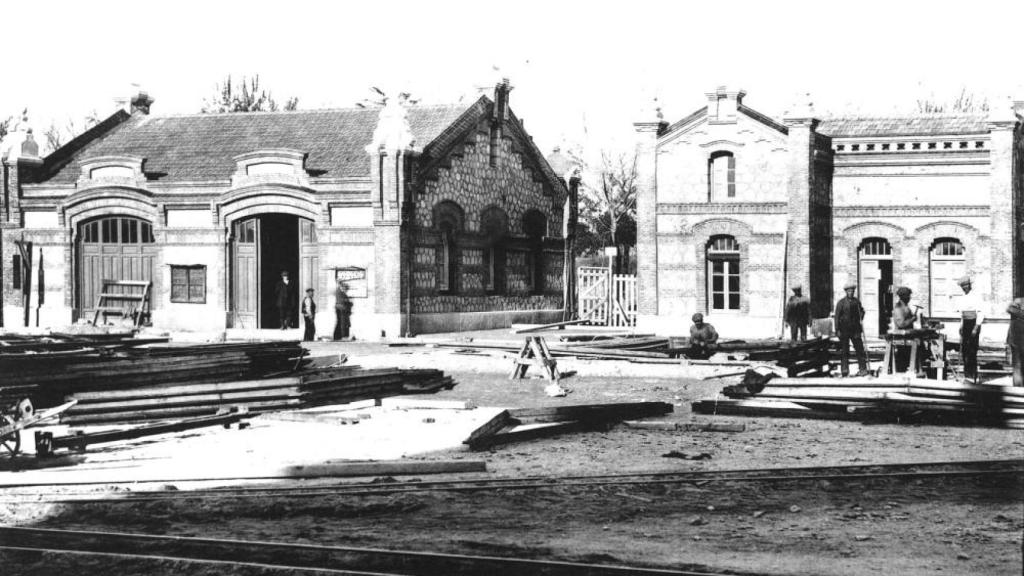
170,265 -> 207,304
706,235 -> 741,313
707,151 -> 736,201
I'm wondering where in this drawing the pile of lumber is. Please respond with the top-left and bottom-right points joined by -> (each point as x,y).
693,373 -> 1024,428
1,341 -> 304,409
465,402 -> 673,450
668,337 -> 834,375
60,367 -> 455,425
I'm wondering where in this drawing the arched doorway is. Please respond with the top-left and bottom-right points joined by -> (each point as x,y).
230,214 -> 318,329
77,215 -> 157,320
858,237 -> 893,337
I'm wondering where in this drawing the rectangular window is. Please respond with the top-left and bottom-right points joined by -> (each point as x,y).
12,254 -> 21,289
171,265 -> 206,304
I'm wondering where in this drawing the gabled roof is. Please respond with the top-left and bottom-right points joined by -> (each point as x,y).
39,104 -> 470,184
660,105 -> 788,139
815,114 -> 989,138
418,95 -> 567,196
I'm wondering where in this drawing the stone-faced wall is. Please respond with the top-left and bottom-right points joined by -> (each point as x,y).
410,120 -> 565,318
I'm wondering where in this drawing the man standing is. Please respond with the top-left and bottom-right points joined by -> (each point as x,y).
952,276 -> 985,382
689,313 -> 719,359
274,271 -> 296,329
302,287 -> 317,342
891,286 -> 918,373
785,285 -> 811,342
834,282 -> 870,377
1006,298 -> 1023,387
334,280 -> 352,340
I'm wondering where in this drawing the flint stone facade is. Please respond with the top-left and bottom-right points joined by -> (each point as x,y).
637,87 -> 1023,341
0,84 -> 567,338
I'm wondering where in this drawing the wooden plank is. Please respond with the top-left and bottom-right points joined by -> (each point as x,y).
509,401 -> 673,423
622,420 -> 746,432
692,399 -> 863,421
470,421 -> 587,450
513,319 -> 589,333
463,410 -> 515,449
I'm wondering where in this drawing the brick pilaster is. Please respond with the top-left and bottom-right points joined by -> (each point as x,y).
988,118 -> 1018,308
634,120 -> 664,317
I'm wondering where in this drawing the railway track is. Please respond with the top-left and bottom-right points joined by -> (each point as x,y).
6,458 -> 1022,504
0,526 -> 739,576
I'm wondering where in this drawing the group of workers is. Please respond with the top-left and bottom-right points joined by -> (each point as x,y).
273,271 -> 353,342
688,276 -> 1023,385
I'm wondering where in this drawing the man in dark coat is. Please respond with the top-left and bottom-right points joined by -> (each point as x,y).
834,282 -> 869,377
784,284 -> 811,342
301,288 -> 317,342
274,271 -> 297,329
334,280 -> 352,340
689,313 -> 719,359
1008,297 -> 1024,387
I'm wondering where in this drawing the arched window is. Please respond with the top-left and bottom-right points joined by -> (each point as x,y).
480,207 -> 509,294
434,201 -> 464,294
707,151 -> 736,201
523,210 -> 547,294
929,238 -> 966,316
706,235 -> 740,311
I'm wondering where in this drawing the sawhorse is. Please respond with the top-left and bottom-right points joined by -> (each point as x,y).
510,336 -> 559,381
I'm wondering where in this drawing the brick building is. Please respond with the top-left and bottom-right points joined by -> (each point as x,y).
636,87 -> 1022,339
0,82 -> 567,338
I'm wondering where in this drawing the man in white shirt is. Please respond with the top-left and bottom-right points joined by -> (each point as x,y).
951,276 -> 985,381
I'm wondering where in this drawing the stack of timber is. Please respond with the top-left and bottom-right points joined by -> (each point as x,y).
60,367 -> 455,425
0,341 -> 305,409
465,402 -> 673,450
693,372 -> 1024,428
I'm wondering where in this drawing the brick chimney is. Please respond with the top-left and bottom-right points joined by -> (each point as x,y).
493,78 -> 511,122
706,86 -> 746,124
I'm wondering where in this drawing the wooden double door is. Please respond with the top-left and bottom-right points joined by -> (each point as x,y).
78,216 -> 158,320
231,215 -> 318,329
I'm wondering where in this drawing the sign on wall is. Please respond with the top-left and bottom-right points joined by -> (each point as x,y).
335,267 -> 368,298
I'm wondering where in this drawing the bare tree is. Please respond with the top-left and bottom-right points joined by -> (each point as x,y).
570,147 -> 638,274
917,87 -> 989,114
201,75 -> 299,113
42,111 -> 101,155
0,114 -> 12,141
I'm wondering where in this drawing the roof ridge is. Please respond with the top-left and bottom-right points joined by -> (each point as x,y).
822,112 -> 987,120
147,102 -> 468,120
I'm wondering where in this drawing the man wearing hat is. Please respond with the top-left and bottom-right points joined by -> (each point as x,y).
834,282 -> 869,377
688,313 -> 719,359
784,284 -> 811,342
274,270 -> 297,330
301,287 -> 317,342
952,276 -> 984,381
891,286 -> 918,372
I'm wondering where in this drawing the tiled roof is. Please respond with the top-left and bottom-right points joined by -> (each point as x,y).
41,104 -> 470,184
817,115 -> 990,138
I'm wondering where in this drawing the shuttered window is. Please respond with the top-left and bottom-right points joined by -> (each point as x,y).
171,265 -> 206,304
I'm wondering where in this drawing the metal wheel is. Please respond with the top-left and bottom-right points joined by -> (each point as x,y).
1,415 -> 21,455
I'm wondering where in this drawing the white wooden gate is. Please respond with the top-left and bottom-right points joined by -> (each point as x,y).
576,267 -> 637,327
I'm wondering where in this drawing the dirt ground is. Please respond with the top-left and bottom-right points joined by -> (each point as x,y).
3,331 -> 1023,575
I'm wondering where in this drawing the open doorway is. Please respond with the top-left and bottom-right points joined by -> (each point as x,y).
260,214 -> 299,328
231,214 -> 316,329
858,238 -> 893,338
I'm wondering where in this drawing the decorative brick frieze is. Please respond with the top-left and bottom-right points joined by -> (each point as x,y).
657,202 -> 787,215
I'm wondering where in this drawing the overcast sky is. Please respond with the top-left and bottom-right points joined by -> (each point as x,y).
2,0 -> 1020,158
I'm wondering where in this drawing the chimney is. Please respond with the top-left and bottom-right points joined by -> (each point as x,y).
706,86 -> 746,124
493,78 -> 511,123
130,90 -> 154,115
